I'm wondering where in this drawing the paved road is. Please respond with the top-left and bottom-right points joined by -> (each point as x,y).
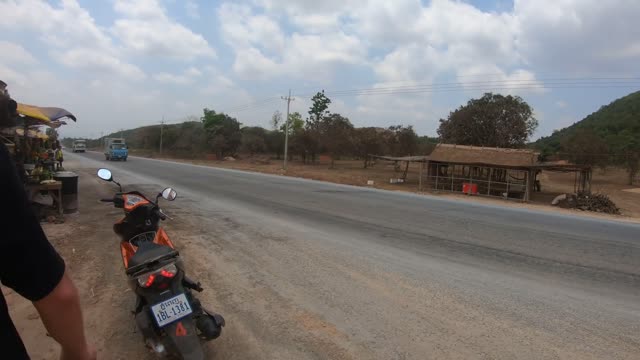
70,151 -> 640,359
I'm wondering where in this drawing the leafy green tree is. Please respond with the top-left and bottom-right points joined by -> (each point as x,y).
281,112 -> 304,136
307,90 -> 331,132
438,93 -> 538,148
320,113 -> 354,168
561,128 -> 609,167
201,108 -> 242,159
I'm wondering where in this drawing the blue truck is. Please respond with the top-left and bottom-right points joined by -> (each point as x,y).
104,138 -> 128,161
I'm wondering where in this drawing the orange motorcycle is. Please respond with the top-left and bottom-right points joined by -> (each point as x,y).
97,168 -> 224,359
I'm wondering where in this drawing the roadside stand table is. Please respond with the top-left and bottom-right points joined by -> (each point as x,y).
25,181 -> 63,216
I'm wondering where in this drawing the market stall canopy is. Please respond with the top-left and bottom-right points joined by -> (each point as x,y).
17,103 -> 77,122
0,126 -> 48,139
15,116 -> 68,128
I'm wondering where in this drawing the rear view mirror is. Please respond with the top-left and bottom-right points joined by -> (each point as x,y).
162,187 -> 177,201
97,168 -> 112,181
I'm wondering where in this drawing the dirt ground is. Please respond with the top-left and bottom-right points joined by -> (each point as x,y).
3,166 -> 237,359
136,153 -> 640,222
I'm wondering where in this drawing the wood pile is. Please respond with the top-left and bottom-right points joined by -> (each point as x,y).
576,193 -> 620,214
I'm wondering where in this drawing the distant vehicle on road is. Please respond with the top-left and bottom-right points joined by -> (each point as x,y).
72,139 -> 86,153
104,137 -> 128,161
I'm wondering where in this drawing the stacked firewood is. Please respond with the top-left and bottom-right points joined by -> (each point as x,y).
576,193 -> 620,214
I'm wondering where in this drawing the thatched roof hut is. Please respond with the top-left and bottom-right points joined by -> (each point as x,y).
428,144 -> 539,167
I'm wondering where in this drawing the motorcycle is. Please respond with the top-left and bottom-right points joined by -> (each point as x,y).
96,168 -> 224,359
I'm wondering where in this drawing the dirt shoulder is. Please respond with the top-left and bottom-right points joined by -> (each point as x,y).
128,152 -> 640,224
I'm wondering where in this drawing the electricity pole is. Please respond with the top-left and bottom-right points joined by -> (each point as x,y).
281,89 -> 294,170
159,116 -> 165,155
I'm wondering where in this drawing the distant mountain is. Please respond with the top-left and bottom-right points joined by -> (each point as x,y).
534,91 -> 640,156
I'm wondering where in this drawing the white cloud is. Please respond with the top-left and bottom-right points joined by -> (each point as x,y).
153,67 -> 203,84
0,0 -> 144,81
556,100 -> 568,109
0,41 -> 38,64
218,3 -> 365,81
514,0 -> 640,73
185,0 -> 200,19
0,0 -> 113,51
113,0 -> 216,59
58,48 -> 146,80
218,3 -> 286,55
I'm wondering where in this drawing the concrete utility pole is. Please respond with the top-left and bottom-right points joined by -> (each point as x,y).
281,89 -> 294,170
160,116 -> 165,155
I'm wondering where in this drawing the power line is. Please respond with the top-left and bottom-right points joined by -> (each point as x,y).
214,76 -> 640,114
296,78 -> 640,98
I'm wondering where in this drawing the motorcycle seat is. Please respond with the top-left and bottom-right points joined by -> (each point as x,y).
126,241 -> 178,275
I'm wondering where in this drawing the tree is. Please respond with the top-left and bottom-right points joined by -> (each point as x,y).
306,91 -> 332,163
265,130 -> 285,159
438,93 -> 538,148
417,136 -> 438,155
45,128 -> 59,143
320,113 -> 354,168
271,111 -> 282,130
281,111 -> 304,136
387,125 -> 419,156
561,128 -> 609,167
241,127 -> 267,155
201,108 -> 242,159
307,90 -> 331,132
354,127 -> 387,168
609,131 -> 640,185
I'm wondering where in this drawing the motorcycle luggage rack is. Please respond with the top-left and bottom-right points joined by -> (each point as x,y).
129,231 -> 157,246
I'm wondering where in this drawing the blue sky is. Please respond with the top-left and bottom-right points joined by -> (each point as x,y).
1,0 -> 638,139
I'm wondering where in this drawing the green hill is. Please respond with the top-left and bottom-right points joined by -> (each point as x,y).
533,90 -> 640,184
534,90 -> 640,155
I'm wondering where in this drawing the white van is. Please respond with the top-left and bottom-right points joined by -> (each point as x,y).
72,140 -> 86,153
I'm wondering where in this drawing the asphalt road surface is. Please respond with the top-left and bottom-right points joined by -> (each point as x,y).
69,151 -> 640,359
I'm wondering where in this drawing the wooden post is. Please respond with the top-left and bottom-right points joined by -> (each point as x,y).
402,161 -> 409,181
506,172 -> 510,198
418,161 -> 423,191
469,166 -> 473,195
524,170 -> 531,202
451,164 -> 455,191
435,164 -> 439,190
488,167 -> 493,195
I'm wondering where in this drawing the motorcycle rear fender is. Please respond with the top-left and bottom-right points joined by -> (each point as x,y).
163,317 -> 204,360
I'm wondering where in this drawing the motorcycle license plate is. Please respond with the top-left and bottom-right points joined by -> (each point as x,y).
151,293 -> 193,327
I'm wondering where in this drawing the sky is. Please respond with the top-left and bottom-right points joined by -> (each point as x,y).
0,0 -> 639,139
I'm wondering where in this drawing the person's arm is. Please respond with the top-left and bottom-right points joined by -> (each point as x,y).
33,271 -> 95,360
0,143 -> 94,359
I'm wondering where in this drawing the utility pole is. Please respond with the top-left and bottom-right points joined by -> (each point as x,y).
281,89 -> 294,170
159,116 -> 165,155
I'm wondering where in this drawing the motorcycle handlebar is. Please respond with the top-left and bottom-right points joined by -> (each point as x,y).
153,207 -> 167,221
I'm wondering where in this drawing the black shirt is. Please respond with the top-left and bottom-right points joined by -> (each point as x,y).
0,143 -> 66,359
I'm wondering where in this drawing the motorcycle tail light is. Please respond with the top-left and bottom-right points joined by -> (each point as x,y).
160,264 -> 177,278
137,264 -> 178,288
138,273 -> 156,288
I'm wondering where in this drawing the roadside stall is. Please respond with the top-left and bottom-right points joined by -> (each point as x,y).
7,103 -> 77,219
